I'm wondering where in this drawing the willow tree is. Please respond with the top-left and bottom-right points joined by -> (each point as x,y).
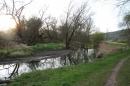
22,16 -> 42,45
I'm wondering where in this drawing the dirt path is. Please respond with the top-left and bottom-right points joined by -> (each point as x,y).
105,56 -> 130,86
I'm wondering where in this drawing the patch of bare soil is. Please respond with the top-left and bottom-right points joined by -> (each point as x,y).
105,56 -> 130,86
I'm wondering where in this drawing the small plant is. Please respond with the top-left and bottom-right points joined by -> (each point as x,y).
0,51 -> 7,56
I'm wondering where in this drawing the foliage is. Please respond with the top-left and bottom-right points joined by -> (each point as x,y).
8,49 -> 130,86
22,16 -> 43,45
90,32 -> 104,47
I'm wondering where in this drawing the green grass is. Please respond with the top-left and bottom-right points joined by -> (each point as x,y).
116,57 -> 130,86
107,41 -> 127,46
8,50 -> 130,86
31,43 -> 62,52
0,43 -> 63,58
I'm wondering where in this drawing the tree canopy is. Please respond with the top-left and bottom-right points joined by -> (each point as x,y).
90,32 -> 104,47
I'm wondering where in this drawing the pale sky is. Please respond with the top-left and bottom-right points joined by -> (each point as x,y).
0,0 -> 121,32
89,0 -> 121,32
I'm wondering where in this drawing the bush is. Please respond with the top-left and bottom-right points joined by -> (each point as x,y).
90,32 -> 105,47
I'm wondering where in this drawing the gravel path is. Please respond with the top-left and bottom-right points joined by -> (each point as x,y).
105,56 -> 130,86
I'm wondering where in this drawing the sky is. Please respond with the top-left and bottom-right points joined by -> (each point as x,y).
0,0 -> 122,32
89,0 -> 121,32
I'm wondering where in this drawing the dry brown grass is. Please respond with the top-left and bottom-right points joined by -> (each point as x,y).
10,51 -> 30,56
96,42 -> 121,58
98,42 -> 121,54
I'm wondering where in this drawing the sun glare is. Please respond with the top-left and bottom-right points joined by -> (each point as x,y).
0,15 -> 16,31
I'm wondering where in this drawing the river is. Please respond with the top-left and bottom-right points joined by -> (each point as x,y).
0,48 -> 94,80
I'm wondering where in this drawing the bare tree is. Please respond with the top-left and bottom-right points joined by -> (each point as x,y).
1,0 -> 32,41
116,0 -> 130,7
95,0 -> 130,6
119,13 -> 130,46
60,1 -> 93,49
116,0 -> 130,45
84,17 -> 94,43
41,16 -> 59,42
74,17 -> 94,46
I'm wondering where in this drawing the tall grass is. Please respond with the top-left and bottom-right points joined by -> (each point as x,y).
8,49 -> 130,86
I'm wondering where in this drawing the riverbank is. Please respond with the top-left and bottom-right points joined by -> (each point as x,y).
0,49 -> 71,65
8,49 -> 130,86
0,43 -> 64,60
96,42 -> 128,58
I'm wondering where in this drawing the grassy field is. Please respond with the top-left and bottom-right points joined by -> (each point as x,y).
0,43 -> 63,58
116,57 -> 130,86
8,50 -> 130,86
107,41 -> 127,46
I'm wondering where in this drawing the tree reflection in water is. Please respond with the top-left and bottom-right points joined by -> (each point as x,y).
0,64 -> 20,80
0,48 -> 94,80
27,61 -> 40,71
60,48 -> 94,66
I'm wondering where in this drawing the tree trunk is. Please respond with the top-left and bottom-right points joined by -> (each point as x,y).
66,41 -> 70,49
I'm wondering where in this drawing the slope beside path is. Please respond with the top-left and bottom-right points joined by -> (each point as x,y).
105,56 -> 130,86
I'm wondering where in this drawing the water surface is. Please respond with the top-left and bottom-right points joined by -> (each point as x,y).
0,49 -> 94,80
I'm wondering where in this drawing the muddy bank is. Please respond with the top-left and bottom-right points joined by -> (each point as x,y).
0,49 -> 71,65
